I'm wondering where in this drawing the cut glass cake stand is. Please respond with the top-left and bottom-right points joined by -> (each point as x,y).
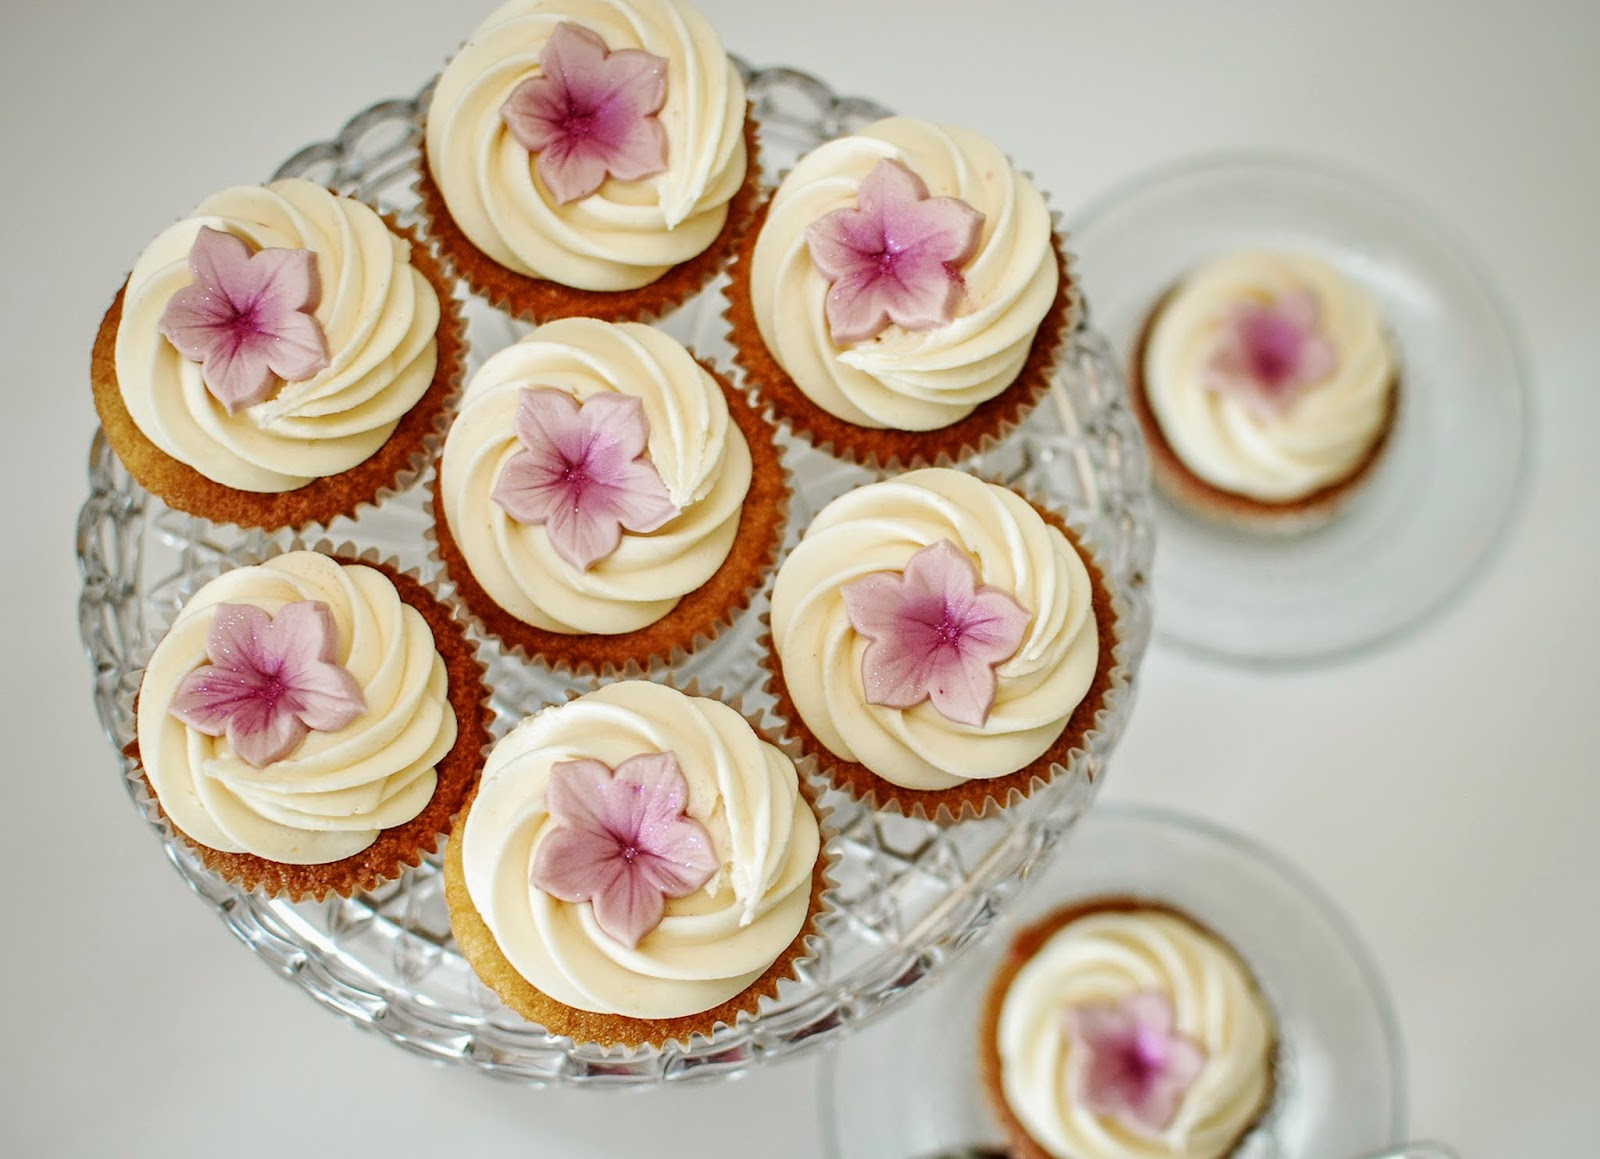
75,64 -> 1154,1086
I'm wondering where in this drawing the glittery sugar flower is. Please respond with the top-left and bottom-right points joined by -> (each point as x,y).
1203,289 -> 1339,417
500,21 -> 669,206
491,387 -> 680,572
530,751 -> 719,949
805,158 -> 985,346
169,600 -> 366,769
157,226 -> 330,415
1066,990 -> 1208,1136
841,538 -> 1030,728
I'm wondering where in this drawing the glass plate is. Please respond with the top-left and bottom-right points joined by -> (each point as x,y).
1070,154 -> 1529,666
75,64 -> 1153,1086
822,804 -> 1406,1158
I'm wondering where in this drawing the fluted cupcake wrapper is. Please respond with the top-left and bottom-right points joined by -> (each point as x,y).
723,195 -> 1082,475
760,485 -> 1132,826
91,215 -> 469,534
442,676 -> 840,1054
123,539 -> 494,903
413,76 -> 763,328
424,353 -> 792,680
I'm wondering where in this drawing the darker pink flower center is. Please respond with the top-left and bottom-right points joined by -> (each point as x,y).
1240,311 -> 1306,391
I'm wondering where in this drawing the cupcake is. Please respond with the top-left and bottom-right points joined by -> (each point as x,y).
1129,249 -> 1399,530
419,0 -> 758,322
444,681 -> 828,1048
766,468 -> 1118,821
91,178 -> 464,530
432,317 -> 786,673
132,549 -> 491,901
980,899 -> 1276,1159
726,116 -> 1074,468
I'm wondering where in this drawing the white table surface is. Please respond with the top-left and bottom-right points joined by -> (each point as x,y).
5,1 -> 1597,1155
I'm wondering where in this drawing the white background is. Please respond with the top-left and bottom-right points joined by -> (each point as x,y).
3,1 -> 1597,1155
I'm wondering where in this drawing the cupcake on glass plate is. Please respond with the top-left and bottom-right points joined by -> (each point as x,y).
766,468 -> 1120,821
444,680 -> 829,1049
1129,249 -> 1399,531
91,178 -> 464,530
432,316 -> 786,673
726,116 -> 1074,468
419,0 -> 759,322
132,548 -> 491,901
980,899 -> 1277,1159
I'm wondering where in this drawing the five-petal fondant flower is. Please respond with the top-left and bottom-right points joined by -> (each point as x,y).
491,387 -> 680,572
169,600 -> 366,769
500,21 -> 670,206
1203,289 -> 1339,417
157,226 -> 331,415
841,538 -> 1030,728
804,158 -> 985,346
1065,990 -> 1208,1136
530,751 -> 719,949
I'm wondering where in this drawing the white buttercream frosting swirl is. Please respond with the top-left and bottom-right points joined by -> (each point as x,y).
1144,250 -> 1396,502
425,0 -> 747,292
460,682 -> 819,1019
769,469 -> 1099,791
115,178 -> 442,492
439,317 -> 751,634
748,116 -> 1058,431
137,552 -> 458,865
997,906 -> 1275,1159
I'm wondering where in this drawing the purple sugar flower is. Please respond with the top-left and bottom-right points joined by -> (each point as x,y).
1066,990 -> 1208,1136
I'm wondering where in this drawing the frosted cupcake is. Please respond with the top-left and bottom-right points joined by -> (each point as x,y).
444,681 -> 827,1048
980,899 -> 1277,1159
91,178 -> 464,529
766,468 -> 1118,820
1129,250 -> 1399,530
433,317 -> 785,672
133,549 -> 490,901
727,116 -> 1073,467
420,0 -> 758,322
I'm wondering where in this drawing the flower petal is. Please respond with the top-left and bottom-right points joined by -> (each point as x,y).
543,758 -> 626,838
538,142 -> 612,205
531,822 -> 625,903
284,661 -> 366,734
261,600 -> 339,669
574,390 -> 651,462
610,458 -> 680,533
491,447 -> 572,527
511,387 -> 583,461
203,603 -> 277,671
170,664 -> 272,736
590,861 -> 667,949
225,696 -> 309,769
544,484 -> 626,571
924,647 -> 1001,728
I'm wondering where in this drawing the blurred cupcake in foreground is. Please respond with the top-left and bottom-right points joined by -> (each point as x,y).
133,549 -> 490,901
980,899 -> 1277,1159
766,468 -> 1119,821
91,178 -> 463,529
432,317 -> 786,673
420,0 -> 758,322
1129,250 -> 1398,531
444,681 -> 828,1048
727,116 -> 1073,468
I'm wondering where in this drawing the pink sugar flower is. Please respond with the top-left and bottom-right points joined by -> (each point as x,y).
500,21 -> 669,205
1204,289 -> 1339,417
805,158 -> 985,345
1066,990 -> 1208,1136
169,600 -> 365,769
530,751 -> 719,949
157,226 -> 330,414
491,387 -> 680,572
841,538 -> 1030,729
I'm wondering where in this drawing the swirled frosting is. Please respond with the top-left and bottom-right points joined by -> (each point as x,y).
439,317 -> 751,634
115,178 -> 442,492
459,682 -> 820,1019
769,469 -> 1098,791
137,552 -> 458,864
749,117 -> 1058,430
425,0 -> 747,291
997,907 -> 1275,1158
1143,250 -> 1396,502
